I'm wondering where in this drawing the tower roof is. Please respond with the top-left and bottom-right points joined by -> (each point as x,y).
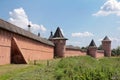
103,36 -> 111,41
53,27 -> 64,38
89,39 -> 97,47
0,19 -> 54,46
53,27 -> 67,40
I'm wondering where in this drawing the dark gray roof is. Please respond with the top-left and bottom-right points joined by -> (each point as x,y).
66,45 -> 86,52
0,19 -> 54,46
52,27 -> 68,40
89,39 -> 97,47
66,45 -> 80,50
103,36 -> 111,41
53,27 -> 64,38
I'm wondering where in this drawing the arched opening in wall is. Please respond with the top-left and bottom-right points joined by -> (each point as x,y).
10,37 -> 26,64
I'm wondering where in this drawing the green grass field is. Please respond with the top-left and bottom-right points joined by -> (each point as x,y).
0,56 -> 120,80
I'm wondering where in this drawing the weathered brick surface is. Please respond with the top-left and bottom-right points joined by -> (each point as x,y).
11,37 -> 27,64
65,48 -> 86,57
96,50 -> 104,58
0,29 -> 54,65
0,24 -> 112,65
88,47 -> 97,58
52,39 -> 66,57
102,41 -> 111,57
14,35 -> 54,62
0,45 -> 11,65
0,30 -> 11,65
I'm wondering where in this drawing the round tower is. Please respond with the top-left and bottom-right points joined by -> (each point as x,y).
49,27 -> 68,57
88,39 -> 97,58
102,36 -> 111,57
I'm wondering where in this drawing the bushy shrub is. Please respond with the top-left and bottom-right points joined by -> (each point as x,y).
112,46 -> 120,56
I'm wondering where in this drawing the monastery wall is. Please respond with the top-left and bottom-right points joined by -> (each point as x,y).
65,48 -> 86,57
0,29 -> 11,65
14,35 -> 54,62
0,29 -> 54,65
0,19 -> 112,65
96,50 -> 104,58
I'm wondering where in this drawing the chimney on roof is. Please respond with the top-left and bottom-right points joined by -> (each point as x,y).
49,31 -> 53,40
28,24 -> 31,32
38,32 -> 40,37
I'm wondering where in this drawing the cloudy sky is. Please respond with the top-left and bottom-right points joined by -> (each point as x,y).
0,0 -> 120,48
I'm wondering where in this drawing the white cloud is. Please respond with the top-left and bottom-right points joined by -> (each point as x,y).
71,32 -> 94,37
8,7 -> 46,33
110,37 -> 120,42
98,37 -> 120,42
60,28 -> 64,35
93,0 -> 120,16
98,38 -> 104,42
67,41 -> 81,44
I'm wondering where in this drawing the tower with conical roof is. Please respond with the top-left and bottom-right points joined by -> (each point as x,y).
88,39 -> 97,58
49,27 -> 68,57
102,36 -> 111,57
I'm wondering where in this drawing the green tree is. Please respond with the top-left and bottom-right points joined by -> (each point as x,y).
112,46 -> 120,56
81,46 -> 88,51
98,44 -> 102,50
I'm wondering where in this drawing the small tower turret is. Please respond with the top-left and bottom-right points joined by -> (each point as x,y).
49,31 -> 53,40
88,39 -> 97,58
102,36 -> 111,57
50,27 -> 68,57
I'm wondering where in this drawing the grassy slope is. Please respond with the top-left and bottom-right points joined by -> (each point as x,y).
0,56 -> 120,80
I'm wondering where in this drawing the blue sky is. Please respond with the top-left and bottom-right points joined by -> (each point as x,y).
0,0 -> 120,48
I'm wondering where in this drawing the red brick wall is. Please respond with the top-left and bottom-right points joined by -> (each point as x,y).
0,44 -> 11,65
65,48 -> 86,57
14,35 -> 54,62
52,39 -> 66,57
96,50 -> 104,58
0,30 -> 11,65
88,47 -> 97,58
0,29 -> 54,65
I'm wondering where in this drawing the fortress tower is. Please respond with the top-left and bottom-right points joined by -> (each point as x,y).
102,36 -> 111,57
49,27 -> 68,57
88,39 -> 97,58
